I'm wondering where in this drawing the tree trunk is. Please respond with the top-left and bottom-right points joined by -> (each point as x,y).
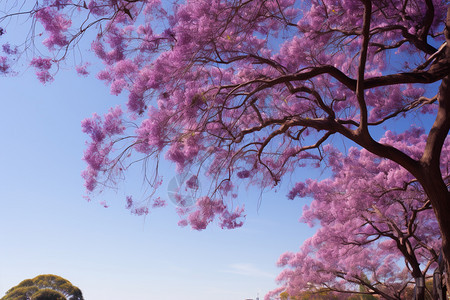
424,178 -> 450,294
425,182 -> 450,297
421,9 -> 450,293
417,71 -> 450,297
414,276 -> 425,300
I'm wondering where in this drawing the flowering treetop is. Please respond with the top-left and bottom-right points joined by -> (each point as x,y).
76,0 -> 447,228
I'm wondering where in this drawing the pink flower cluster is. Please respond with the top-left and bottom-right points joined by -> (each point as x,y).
35,7 -> 71,50
177,197 -> 245,230
81,106 -> 124,192
0,56 -> 8,73
30,57 -> 53,83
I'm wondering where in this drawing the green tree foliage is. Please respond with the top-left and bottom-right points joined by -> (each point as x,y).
31,289 -> 66,300
1,275 -> 83,300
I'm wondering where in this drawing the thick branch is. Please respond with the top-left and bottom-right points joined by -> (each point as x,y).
258,62 -> 450,94
356,0 -> 372,131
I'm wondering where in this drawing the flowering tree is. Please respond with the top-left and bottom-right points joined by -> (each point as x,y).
267,130 -> 448,299
1,0 -> 449,291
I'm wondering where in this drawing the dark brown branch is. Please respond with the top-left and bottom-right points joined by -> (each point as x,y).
356,0 -> 372,132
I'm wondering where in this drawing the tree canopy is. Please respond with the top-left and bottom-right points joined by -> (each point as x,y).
1,274 -> 84,300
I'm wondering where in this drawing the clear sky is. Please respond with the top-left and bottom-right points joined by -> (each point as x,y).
0,58 -> 319,299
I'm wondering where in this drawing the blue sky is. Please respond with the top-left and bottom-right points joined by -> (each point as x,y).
0,62 -> 318,299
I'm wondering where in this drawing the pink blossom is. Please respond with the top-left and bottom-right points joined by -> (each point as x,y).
0,56 -> 9,73
76,63 -> 90,76
236,170 -> 251,179
132,206 -> 149,216
110,79 -> 128,95
152,198 -> 166,208
81,107 -> 124,195
177,219 -> 188,227
30,57 -> 53,83
185,175 -> 199,189
125,195 -> 133,209
35,7 -> 71,49
219,206 -> 245,229
2,43 -> 17,55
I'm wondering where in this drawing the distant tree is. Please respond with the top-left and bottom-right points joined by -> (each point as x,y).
1,285 -> 39,300
1,275 -> 83,300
